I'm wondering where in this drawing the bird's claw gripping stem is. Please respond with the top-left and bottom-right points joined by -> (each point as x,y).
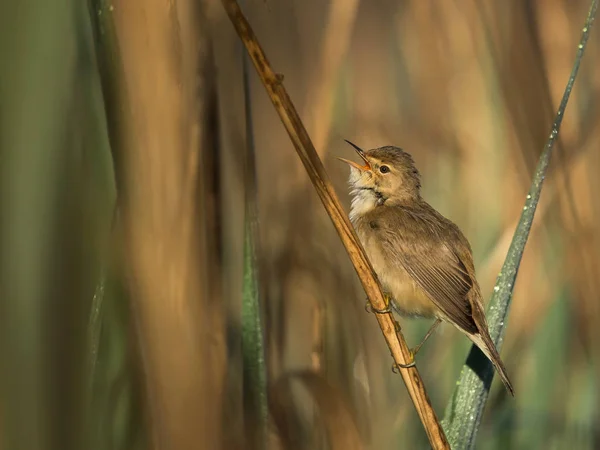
392,351 -> 416,371
364,294 -> 392,314
365,296 -> 416,370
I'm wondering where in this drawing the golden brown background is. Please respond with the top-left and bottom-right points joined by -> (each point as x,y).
0,0 -> 598,449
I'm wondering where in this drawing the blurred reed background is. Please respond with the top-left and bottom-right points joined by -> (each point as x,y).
0,0 -> 598,449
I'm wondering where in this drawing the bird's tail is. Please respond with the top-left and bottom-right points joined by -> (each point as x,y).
467,330 -> 514,396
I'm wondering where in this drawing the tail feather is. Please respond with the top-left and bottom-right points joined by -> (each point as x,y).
467,331 -> 514,396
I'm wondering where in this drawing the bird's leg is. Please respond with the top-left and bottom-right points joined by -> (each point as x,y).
369,295 -> 418,369
392,319 -> 442,371
364,293 -> 392,314
365,295 -> 417,369
410,318 -> 442,357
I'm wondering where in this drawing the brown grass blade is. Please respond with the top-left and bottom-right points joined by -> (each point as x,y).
303,0 -> 360,159
220,1 -> 449,448
303,0 -> 359,381
111,1 -> 226,448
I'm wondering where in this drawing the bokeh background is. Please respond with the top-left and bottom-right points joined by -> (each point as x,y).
0,0 -> 598,449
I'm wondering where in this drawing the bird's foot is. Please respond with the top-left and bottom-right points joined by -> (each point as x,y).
392,350 -> 416,371
364,294 -> 393,314
364,295 -> 416,370
392,319 -> 443,372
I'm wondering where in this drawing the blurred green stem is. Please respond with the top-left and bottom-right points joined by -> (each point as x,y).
86,1 -> 127,448
0,0 -> 78,448
88,0 -> 127,195
88,276 -> 106,384
87,0 -> 123,401
241,34 -> 269,449
242,224 -> 268,447
442,1 -> 599,448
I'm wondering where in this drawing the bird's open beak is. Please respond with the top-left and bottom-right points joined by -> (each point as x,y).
336,140 -> 371,171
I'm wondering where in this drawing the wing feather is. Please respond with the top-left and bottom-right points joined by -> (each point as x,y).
375,205 -> 478,334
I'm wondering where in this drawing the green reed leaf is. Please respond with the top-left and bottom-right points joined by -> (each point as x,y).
442,1 -> 599,448
241,39 -> 269,449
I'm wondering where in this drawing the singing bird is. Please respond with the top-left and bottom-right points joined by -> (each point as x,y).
339,140 -> 514,395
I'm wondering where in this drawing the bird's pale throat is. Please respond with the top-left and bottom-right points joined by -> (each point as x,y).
349,186 -> 386,222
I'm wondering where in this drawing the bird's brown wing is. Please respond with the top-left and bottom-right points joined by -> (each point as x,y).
374,204 -> 478,334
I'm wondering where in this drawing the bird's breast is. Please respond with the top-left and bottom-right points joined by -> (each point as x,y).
355,222 -> 438,319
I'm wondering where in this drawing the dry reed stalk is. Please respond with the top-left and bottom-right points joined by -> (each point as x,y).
536,1 -> 600,351
478,0 -> 600,343
304,0 -> 358,381
282,0 -> 359,378
393,2 -> 457,151
294,0 -> 359,397
303,0 -> 359,158
112,1 -> 225,448
220,0 -> 449,447
349,3 -> 402,149
310,304 -> 324,373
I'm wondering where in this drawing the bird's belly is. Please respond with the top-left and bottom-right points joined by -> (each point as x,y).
380,269 -> 437,318
361,235 -> 437,319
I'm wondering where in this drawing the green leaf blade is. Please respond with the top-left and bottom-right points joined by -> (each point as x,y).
442,2 -> 599,448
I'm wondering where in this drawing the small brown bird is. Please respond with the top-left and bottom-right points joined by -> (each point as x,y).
339,140 -> 514,395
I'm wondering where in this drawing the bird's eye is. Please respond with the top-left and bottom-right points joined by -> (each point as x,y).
379,165 -> 390,174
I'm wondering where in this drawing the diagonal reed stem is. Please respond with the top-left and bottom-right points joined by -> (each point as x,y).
442,1 -> 598,448
220,1 -> 449,448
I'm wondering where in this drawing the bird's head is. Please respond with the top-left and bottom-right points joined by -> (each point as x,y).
338,140 -> 421,205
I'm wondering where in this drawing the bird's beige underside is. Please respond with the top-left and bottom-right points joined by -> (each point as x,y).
358,225 -> 439,319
